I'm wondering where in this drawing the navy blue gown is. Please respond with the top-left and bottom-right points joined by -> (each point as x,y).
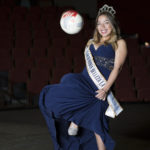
39,43 -> 116,150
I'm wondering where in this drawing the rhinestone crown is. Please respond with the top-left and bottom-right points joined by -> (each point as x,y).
98,4 -> 116,17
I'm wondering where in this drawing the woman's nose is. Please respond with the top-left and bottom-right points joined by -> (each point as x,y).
101,23 -> 105,27
100,24 -> 105,29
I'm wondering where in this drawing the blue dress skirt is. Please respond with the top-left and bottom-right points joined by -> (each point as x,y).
39,44 -> 116,150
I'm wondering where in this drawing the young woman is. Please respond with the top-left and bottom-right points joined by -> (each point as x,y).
39,4 -> 127,150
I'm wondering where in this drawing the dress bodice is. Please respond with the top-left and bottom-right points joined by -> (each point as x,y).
82,43 -> 115,90
90,44 -> 115,70
89,43 -> 115,79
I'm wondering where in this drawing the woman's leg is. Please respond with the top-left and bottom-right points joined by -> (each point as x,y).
69,123 -> 106,150
94,132 -> 106,150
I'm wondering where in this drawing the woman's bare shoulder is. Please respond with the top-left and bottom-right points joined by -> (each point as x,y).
117,39 -> 127,46
86,38 -> 94,46
116,39 -> 127,53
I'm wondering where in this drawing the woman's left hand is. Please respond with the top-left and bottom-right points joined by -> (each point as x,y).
95,89 -> 107,101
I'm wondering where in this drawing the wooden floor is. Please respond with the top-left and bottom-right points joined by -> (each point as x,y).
0,103 -> 150,150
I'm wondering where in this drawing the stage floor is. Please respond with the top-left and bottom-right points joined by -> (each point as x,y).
0,103 -> 150,150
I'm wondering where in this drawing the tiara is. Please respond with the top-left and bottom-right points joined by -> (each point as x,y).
98,4 -> 116,17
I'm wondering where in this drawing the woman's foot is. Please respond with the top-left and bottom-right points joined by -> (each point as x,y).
68,122 -> 79,136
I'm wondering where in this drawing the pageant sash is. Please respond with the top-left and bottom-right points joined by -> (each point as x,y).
84,46 -> 123,118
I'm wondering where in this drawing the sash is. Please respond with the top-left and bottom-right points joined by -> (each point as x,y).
84,46 -> 123,118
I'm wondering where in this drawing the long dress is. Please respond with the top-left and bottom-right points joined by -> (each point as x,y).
39,43 -> 116,150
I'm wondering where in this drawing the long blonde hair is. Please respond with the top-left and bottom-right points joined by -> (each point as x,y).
87,12 -> 121,50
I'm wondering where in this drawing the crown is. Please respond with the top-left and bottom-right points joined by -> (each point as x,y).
98,4 -> 116,17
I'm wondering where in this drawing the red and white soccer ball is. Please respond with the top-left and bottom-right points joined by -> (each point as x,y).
60,10 -> 84,34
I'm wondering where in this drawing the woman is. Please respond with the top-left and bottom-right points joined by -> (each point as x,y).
39,4 -> 127,150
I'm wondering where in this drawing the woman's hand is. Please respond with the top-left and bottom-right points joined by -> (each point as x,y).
95,89 -> 107,101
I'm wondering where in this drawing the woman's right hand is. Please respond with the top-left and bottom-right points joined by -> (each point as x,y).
95,89 -> 107,101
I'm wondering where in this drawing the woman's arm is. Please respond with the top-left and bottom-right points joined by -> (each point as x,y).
95,39 -> 127,100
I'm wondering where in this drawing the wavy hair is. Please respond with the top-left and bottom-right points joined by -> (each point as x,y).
87,12 -> 121,50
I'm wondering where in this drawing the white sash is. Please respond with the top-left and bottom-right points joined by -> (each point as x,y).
84,46 -> 123,118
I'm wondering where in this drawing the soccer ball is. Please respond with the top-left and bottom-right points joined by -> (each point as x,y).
60,10 -> 84,34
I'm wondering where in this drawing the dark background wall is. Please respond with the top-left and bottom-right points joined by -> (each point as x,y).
97,0 -> 150,42
54,0 -> 150,42
53,0 -> 97,18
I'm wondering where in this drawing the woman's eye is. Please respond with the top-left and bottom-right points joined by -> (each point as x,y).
104,21 -> 110,24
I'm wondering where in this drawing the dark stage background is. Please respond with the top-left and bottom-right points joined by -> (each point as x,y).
0,0 -> 150,150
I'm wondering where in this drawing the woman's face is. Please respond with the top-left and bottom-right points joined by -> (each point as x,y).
97,15 -> 113,38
